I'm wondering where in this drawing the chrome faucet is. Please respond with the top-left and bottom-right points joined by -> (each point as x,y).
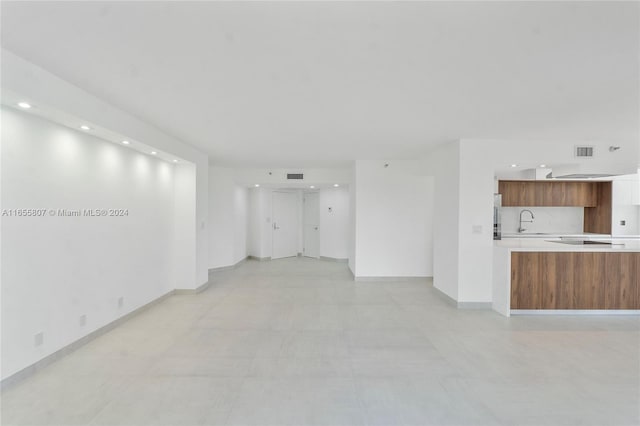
518,209 -> 535,233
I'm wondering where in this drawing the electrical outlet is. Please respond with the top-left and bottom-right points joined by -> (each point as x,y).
620,220 -> 626,226
118,297 -> 124,309
34,332 -> 44,347
79,314 -> 87,327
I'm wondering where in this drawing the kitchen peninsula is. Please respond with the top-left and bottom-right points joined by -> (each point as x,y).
492,238 -> 640,316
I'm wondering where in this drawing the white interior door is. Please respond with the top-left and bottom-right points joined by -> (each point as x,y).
272,191 -> 299,259
303,192 -> 320,258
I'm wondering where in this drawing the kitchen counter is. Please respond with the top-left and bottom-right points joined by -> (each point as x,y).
495,238 -> 640,252
502,232 -> 610,239
493,238 -> 640,316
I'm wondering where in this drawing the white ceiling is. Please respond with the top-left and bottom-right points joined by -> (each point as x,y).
1,1 -> 638,167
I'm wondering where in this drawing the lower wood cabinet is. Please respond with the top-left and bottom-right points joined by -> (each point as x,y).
510,252 -> 639,310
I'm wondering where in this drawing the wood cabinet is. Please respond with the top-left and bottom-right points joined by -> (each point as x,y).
510,252 -> 639,310
499,181 -> 598,207
584,182 -> 612,234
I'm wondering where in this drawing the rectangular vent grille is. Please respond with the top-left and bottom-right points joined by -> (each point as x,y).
287,173 -> 304,180
575,146 -> 594,158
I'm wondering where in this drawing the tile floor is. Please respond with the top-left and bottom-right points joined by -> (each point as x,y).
1,257 -> 639,425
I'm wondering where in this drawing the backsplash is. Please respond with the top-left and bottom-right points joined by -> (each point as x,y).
502,207 -> 584,234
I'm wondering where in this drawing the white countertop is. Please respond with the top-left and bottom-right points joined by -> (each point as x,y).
502,232 -> 610,239
495,238 -> 640,252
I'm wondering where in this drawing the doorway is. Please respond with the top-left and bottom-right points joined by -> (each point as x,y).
303,192 -> 320,258
272,191 -> 299,259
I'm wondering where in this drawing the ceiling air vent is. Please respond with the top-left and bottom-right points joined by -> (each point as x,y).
575,146 -> 594,158
287,173 -> 304,180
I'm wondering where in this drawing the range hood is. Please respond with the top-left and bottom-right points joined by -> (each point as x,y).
549,173 -> 618,179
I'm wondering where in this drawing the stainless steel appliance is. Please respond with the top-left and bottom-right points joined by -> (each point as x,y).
493,194 -> 502,240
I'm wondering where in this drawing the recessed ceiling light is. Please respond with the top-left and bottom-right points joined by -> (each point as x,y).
254,184 -> 260,187
80,125 -> 91,131
18,102 -> 32,109
539,164 -> 546,168
310,185 -> 315,189
173,159 -> 178,163
333,184 -> 340,187
150,151 -> 157,155
510,164 -> 518,168
122,140 -> 130,145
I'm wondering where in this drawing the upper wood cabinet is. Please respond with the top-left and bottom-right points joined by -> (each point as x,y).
498,180 -> 598,207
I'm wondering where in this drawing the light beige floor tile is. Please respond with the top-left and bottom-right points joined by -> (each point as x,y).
1,257 -> 638,426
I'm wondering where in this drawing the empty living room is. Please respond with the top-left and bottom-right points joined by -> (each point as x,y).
1,1 -> 639,426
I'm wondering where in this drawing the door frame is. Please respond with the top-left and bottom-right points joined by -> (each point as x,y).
303,191 -> 320,258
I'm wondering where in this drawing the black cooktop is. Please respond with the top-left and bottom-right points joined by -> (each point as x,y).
549,240 -> 612,245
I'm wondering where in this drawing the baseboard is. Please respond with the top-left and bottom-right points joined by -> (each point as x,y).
0,288 -> 176,391
432,286 -> 491,310
355,276 -> 431,282
207,257 -> 248,274
248,255 -> 271,261
319,256 -> 349,263
457,301 -> 492,309
432,286 -> 458,307
174,280 -> 210,295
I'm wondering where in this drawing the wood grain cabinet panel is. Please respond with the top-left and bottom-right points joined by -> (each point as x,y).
604,253 -> 639,309
541,252 -> 575,309
511,252 -> 639,310
584,182 -> 612,234
499,181 -> 600,207
572,252 -> 606,309
510,252 -> 542,309
499,181 -> 536,206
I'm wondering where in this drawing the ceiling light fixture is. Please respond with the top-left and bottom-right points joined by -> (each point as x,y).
254,184 -> 260,187
173,159 -> 178,163
511,164 -> 518,168
18,102 -> 32,109
122,140 -> 130,145
334,184 -> 340,187
151,151 -> 157,155
539,164 -> 546,168
80,125 -> 91,131
310,185 -> 315,189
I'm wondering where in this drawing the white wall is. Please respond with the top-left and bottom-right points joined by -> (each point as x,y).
1,108 -> 179,379
348,176 -> 356,275
173,163 -> 197,289
426,142 -> 460,300
319,187 -> 350,260
2,50 -> 209,290
232,168 -> 352,187
611,174 -> 640,236
208,167 -> 248,269
354,160 -> 434,278
233,186 -> 249,263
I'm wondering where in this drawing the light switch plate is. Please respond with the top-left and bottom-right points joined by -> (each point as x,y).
472,225 -> 483,234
